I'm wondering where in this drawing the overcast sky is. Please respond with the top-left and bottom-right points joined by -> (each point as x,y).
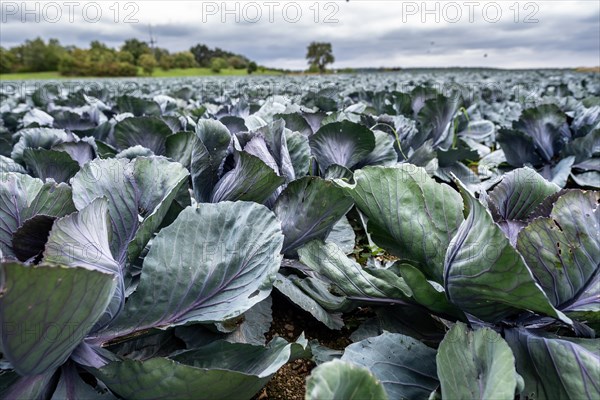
1,1 -> 598,69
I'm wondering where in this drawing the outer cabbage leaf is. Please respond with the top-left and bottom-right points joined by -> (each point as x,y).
444,180 -> 569,323
114,117 -> 172,154
339,165 -> 463,282
93,338 -> 296,400
505,328 -> 600,400
0,263 -> 116,375
44,198 -> 124,330
71,157 -> 189,264
437,322 -> 521,400
299,241 -> 412,305
273,177 -> 353,256
309,121 -> 375,172
191,119 -> 232,202
102,202 -> 283,339
341,332 -> 438,399
517,190 -> 599,310
305,360 -> 388,400
0,173 -> 75,259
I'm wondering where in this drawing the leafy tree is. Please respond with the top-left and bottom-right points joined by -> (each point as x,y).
121,38 -> 151,65
228,56 -> 247,69
117,51 -> 135,64
210,57 -> 228,73
190,44 -> 212,67
173,51 -> 197,69
306,42 -> 335,73
247,61 -> 258,75
138,54 -> 158,76
45,38 -> 65,71
0,47 -> 15,73
159,54 -> 174,71
20,38 -> 47,71
153,48 -> 170,62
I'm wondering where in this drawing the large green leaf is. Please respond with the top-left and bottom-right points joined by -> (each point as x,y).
52,364 -> 115,400
517,190 -> 599,309
437,322 -> 521,400
341,332 -> 439,399
10,128 -> 69,164
0,173 -> 75,259
513,104 -> 568,162
299,241 -> 412,305
273,273 -> 344,330
114,117 -> 173,154
309,121 -> 376,172
305,360 -> 388,400
488,167 -> 560,221
444,182 -> 568,323
165,131 -> 195,169
256,120 -> 295,181
0,263 -> 116,375
358,130 -> 398,167
71,157 -> 189,264
416,93 -> 461,150
191,119 -> 232,202
44,198 -> 124,329
285,130 -> 311,177
486,167 -> 560,244
210,151 -> 284,203
397,263 -> 464,318
0,370 -> 57,400
273,177 -> 353,256
115,96 -> 161,117
103,202 -> 283,339
505,328 -> 600,400
325,216 -> 356,255
22,148 -> 80,183
94,338 -> 296,400
0,156 -> 26,174
339,165 -> 464,281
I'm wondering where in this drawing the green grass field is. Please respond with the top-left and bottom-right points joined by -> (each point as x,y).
0,67 -> 284,81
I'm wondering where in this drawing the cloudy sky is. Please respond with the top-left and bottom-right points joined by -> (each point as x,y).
1,0 -> 598,69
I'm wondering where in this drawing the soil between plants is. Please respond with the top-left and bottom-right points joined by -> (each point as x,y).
253,291 -> 371,400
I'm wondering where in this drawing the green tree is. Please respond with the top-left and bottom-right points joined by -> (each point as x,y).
0,47 -> 15,73
19,38 -> 49,71
117,51 -> 135,64
210,57 -> 228,73
190,44 -> 212,67
159,54 -> 174,71
228,56 -> 247,69
138,54 -> 157,76
247,61 -> 258,75
153,48 -> 170,62
173,51 -> 197,69
306,42 -> 335,73
121,39 -> 151,65
45,38 -> 65,71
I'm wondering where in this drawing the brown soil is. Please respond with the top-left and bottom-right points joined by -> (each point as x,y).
253,291 -> 372,400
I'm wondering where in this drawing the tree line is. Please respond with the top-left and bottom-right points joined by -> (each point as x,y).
0,38 -> 259,76
0,38 -> 337,76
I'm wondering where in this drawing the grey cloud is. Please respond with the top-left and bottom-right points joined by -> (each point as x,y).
0,1 -> 597,69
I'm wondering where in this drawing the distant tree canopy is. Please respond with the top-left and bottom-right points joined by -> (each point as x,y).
173,51 -> 197,69
210,57 -> 229,73
120,39 -> 151,64
1,38 -> 260,77
6,38 -> 65,72
247,61 -> 258,75
190,43 -> 250,68
306,42 -> 335,73
138,54 -> 158,76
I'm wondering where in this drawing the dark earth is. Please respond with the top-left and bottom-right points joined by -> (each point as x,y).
253,291 -> 369,400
